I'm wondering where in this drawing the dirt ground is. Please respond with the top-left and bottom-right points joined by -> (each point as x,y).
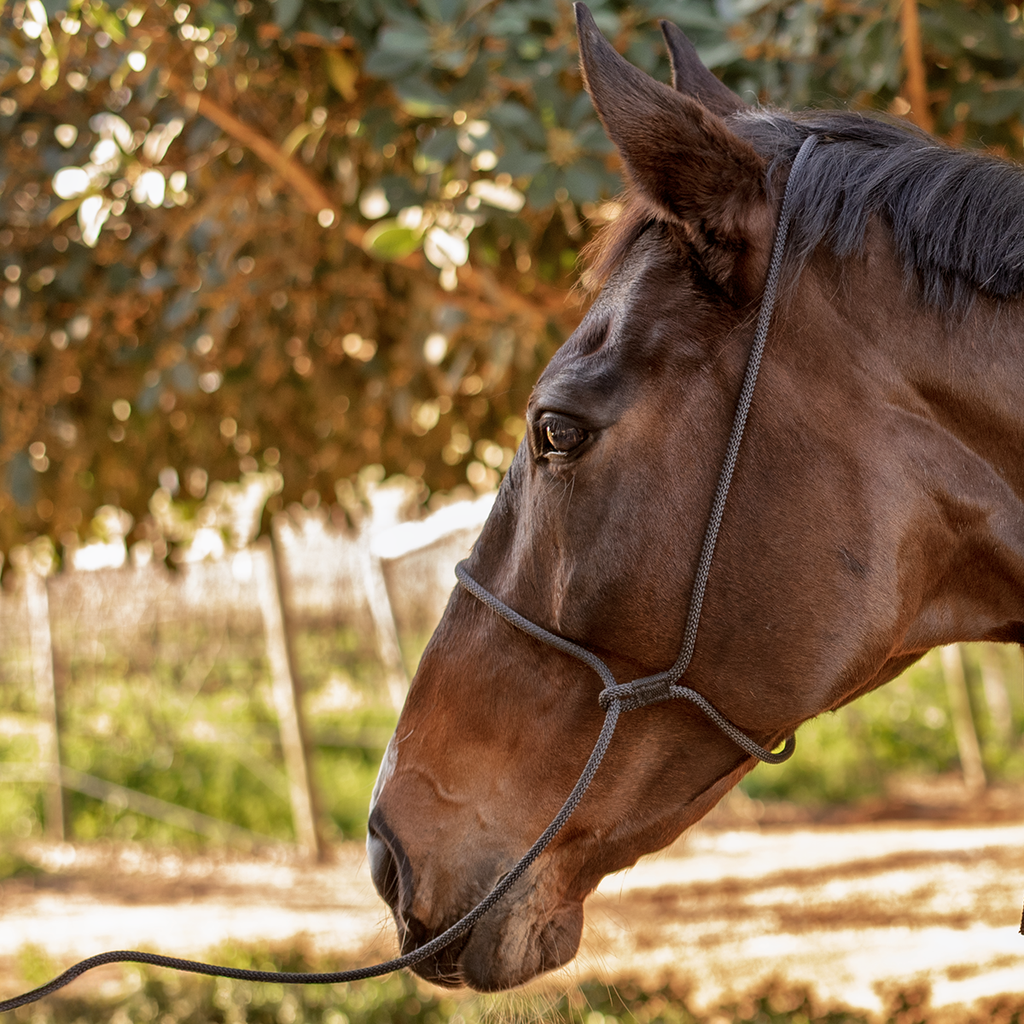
3,784 -> 1024,1018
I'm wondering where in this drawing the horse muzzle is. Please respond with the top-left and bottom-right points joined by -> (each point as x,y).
366,808 -> 583,990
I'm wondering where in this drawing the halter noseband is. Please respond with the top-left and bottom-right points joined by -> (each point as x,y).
0,134 -> 817,1014
456,134 -> 821,767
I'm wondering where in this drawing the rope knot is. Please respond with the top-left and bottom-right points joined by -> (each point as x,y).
598,675 -> 673,712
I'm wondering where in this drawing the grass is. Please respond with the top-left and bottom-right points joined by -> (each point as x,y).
0,618 -> 401,849
8,941 -> 1020,1024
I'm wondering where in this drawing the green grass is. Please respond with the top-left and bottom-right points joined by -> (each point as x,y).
9,941 -> 1017,1024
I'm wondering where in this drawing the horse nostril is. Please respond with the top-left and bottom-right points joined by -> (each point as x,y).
367,808 -> 413,916
367,827 -> 401,908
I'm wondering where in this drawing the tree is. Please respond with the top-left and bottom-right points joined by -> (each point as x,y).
2,0 -> 1023,562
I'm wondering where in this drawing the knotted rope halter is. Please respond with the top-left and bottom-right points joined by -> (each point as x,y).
0,135 -> 818,1017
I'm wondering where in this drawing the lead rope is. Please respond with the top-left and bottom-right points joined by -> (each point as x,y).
0,134 -> 817,1017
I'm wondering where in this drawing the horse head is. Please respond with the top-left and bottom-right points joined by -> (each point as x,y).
367,3 -> 1024,991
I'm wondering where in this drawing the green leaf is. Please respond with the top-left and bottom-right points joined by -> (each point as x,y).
566,92 -> 595,129
420,0 -> 465,22
364,49 -> 422,77
971,85 -> 1024,125
273,0 -> 302,30
433,45 -> 468,72
380,174 -> 421,211
695,40 -> 743,68
562,159 -> 611,204
489,101 -> 535,129
92,4 -> 125,43
496,148 -> 547,178
516,36 -> 544,60
526,167 -> 559,207
393,79 -> 450,118
325,51 -> 359,102
362,221 -> 424,261
419,125 -> 459,162
378,24 -> 432,57
653,4 -> 726,32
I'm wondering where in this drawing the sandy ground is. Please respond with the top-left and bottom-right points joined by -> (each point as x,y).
3,797 -> 1024,1017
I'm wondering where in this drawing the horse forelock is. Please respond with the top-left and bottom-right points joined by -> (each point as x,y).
577,190 -> 658,296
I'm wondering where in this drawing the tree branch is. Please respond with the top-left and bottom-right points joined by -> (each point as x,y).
168,76 -> 339,221
900,0 -> 933,133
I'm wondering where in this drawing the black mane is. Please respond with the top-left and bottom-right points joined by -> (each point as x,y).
733,110 -> 1024,311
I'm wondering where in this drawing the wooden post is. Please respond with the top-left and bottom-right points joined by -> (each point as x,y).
977,644 -> 1012,746
24,570 -> 64,840
252,538 -> 321,861
939,644 -> 986,793
361,534 -> 408,712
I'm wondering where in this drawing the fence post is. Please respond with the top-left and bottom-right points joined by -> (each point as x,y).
939,643 -> 986,793
361,534 -> 408,712
977,643 -> 1013,746
252,538 -> 321,861
24,570 -> 64,841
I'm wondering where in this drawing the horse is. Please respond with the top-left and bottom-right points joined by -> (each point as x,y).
366,2 -> 1024,993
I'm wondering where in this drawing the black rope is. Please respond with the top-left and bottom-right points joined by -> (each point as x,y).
0,134 -> 817,1017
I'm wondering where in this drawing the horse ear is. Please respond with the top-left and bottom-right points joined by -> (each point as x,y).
659,20 -> 746,116
575,3 -> 765,246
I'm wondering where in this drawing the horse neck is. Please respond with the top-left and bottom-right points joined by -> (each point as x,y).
866,282 -> 1024,641
899,295 -> 1024,495
789,246 -> 1024,645
806,236 -> 1024,496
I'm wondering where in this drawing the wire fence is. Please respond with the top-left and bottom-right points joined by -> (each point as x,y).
0,493 -> 494,859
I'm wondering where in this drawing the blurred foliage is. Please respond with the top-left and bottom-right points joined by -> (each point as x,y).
9,942 -> 1013,1024
2,0 -> 1024,559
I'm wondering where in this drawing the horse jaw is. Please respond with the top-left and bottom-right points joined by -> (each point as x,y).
382,796 -> 723,992
414,754 -> 751,990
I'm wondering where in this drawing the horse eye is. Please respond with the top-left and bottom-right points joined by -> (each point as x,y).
539,415 -> 588,458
